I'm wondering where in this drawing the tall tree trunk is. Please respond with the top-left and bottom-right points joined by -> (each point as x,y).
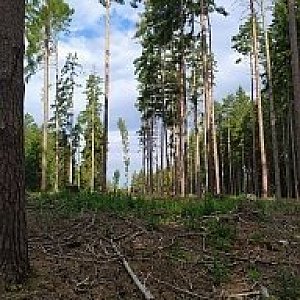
0,0 -> 29,283
77,139 -> 81,189
193,81 -> 201,196
178,58 -> 186,197
283,122 -> 291,198
288,0 -> 300,194
208,16 -> 220,195
160,120 -> 164,195
250,0 -> 268,198
42,2 -> 50,191
227,125 -> 233,195
261,0 -> 281,199
103,0 -> 110,192
142,126 -> 147,194
55,42 -> 59,192
290,114 -> 299,199
149,117 -> 154,194
250,52 -> 258,195
91,94 -> 95,192
200,2 -> 209,193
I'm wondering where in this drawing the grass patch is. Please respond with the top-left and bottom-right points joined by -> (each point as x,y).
209,256 -> 230,285
247,267 -> 261,283
30,192 -> 240,229
207,219 -> 236,251
274,269 -> 300,300
30,192 -> 300,230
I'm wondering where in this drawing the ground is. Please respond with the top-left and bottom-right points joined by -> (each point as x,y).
1,195 -> 300,299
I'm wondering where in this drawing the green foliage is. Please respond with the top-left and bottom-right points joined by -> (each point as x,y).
248,267 -> 261,283
25,0 -> 74,78
112,170 -> 121,192
207,219 -> 236,251
117,118 -> 130,189
210,257 -> 229,285
79,73 -> 104,190
25,113 -> 42,191
33,192 -> 240,230
275,269 -> 300,300
50,53 -> 81,189
168,240 -> 191,262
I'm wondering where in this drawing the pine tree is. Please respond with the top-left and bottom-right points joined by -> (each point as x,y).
0,0 -> 29,283
79,73 -> 104,191
51,52 -> 80,190
25,0 -> 74,191
117,118 -> 131,192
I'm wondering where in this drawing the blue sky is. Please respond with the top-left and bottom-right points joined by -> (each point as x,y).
25,0 -> 251,184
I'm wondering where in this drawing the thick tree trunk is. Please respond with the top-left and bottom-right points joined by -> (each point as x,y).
250,53 -> 258,196
288,0 -> 300,194
208,16 -> 220,195
261,0 -> 281,199
200,3 -> 209,193
251,0 -> 268,198
0,0 -> 29,283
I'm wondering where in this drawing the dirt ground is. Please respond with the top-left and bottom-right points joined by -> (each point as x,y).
2,200 -> 300,299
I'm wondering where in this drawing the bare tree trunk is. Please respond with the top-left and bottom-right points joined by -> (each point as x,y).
0,0 -> 29,283
200,2 -> 209,193
149,117 -> 154,194
102,0 -> 111,192
288,0 -> 300,194
91,93 -> 95,192
77,139 -> 81,189
227,126 -> 233,195
160,120 -> 164,195
178,57 -> 186,197
55,42 -> 59,192
194,85 -> 201,197
261,0 -> 281,199
174,124 -> 179,196
208,17 -> 220,195
142,128 -> 146,195
251,0 -> 268,198
212,104 -> 220,194
290,115 -> 299,199
283,122 -> 291,198
42,2 -> 50,191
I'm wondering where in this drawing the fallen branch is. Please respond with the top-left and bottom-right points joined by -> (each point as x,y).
227,290 -> 261,299
110,239 -> 154,300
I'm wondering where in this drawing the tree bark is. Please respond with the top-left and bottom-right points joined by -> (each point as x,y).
250,0 -> 268,198
0,0 -> 29,283
261,0 -> 281,199
288,0 -> 300,195
41,5 -> 50,191
55,42 -> 59,192
102,0 -> 111,192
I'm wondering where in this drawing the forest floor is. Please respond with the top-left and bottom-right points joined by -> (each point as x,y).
2,194 -> 300,299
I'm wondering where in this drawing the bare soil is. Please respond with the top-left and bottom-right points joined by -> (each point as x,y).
2,200 -> 300,299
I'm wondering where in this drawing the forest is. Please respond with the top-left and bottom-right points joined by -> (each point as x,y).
0,0 -> 300,299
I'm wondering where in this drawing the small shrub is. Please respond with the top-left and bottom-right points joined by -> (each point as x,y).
210,257 -> 229,285
248,267 -> 261,282
207,219 -> 236,251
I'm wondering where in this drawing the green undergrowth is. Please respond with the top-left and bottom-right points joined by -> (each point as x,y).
30,192 -> 240,227
29,191 -> 300,229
